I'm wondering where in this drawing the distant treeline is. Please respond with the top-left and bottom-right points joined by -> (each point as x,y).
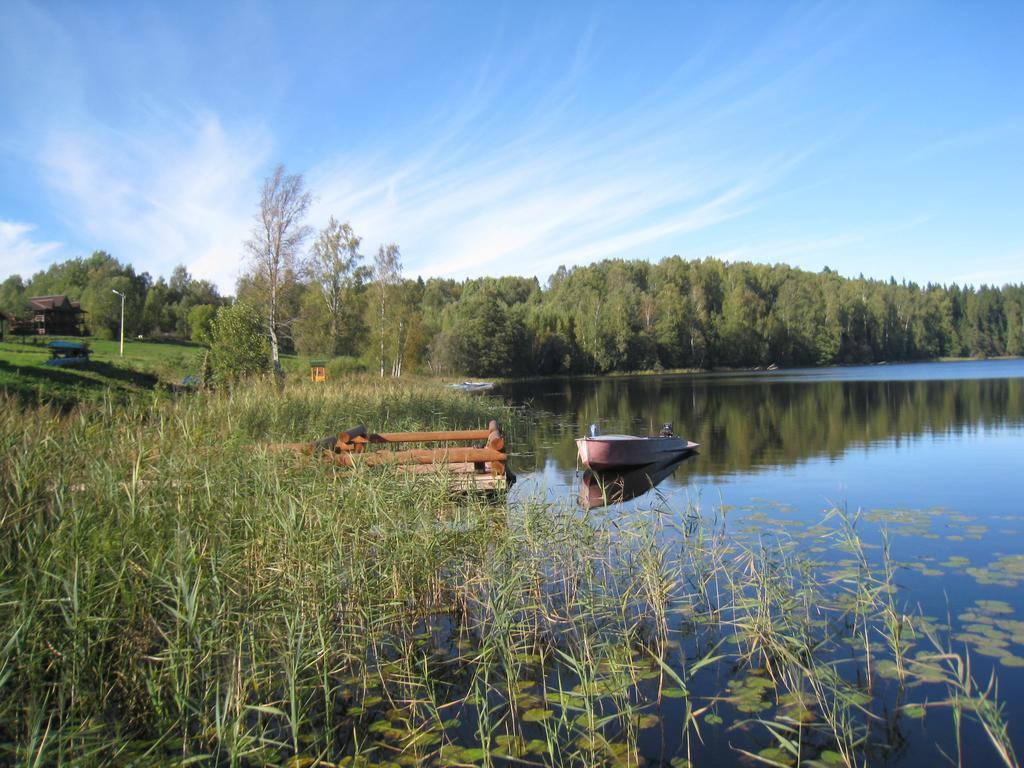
0,251 -> 227,343
506,373 -> 1024,474
2,252 -> 1022,376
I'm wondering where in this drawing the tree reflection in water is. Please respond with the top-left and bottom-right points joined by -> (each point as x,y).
500,364 -> 1024,476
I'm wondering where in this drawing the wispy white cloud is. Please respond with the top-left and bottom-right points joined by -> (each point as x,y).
4,1 -> 1024,293
296,10 -> 869,282
306,68 -> 807,281
712,214 -> 941,280
0,221 -> 63,278
41,113 -> 272,291
4,3 -> 856,290
906,120 -> 1024,163
2,4 -> 274,290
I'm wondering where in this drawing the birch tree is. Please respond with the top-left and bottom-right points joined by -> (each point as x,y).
244,165 -> 312,373
372,243 -> 401,377
308,217 -> 365,354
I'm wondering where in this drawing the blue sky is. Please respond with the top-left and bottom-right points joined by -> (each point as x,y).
1,1 -> 1022,292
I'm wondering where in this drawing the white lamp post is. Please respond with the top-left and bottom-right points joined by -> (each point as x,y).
111,289 -> 125,357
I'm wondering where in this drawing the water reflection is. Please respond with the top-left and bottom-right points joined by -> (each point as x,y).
495,361 -> 1024,762
499,362 -> 1024,476
578,451 -> 698,508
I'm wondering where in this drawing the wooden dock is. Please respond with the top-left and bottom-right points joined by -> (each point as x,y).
269,420 -> 512,492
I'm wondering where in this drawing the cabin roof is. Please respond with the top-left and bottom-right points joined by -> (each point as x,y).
27,295 -> 85,312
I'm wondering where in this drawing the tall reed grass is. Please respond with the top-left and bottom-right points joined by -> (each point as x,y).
0,378 -> 1016,766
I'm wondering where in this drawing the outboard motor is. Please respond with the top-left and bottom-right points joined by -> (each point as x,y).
659,422 -> 674,437
589,423 -> 600,438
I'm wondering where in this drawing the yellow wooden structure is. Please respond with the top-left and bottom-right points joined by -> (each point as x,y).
310,360 -> 327,383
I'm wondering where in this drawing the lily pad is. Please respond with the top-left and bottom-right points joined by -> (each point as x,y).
636,713 -> 660,729
976,599 -> 1014,615
757,746 -> 795,766
522,708 -> 554,722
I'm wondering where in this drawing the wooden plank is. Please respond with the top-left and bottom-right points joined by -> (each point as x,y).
399,461 -> 479,475
326,447 -> 506,467
369,429 -> 491,443
336,435 -> 369,452
266,432 -> 490,455
395,465 -> 507,491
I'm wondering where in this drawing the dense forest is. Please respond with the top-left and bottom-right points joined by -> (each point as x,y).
2,249 -> 1022,378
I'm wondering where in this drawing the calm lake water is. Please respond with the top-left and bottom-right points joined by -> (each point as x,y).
497,359 -> 1024,765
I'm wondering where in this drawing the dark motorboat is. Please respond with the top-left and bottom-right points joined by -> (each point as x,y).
575,423 -> 698,471
579,453 -> 697,509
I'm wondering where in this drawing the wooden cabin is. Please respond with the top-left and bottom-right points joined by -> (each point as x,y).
9,295 -> 87,336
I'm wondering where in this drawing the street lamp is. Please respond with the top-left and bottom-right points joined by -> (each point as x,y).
111,289 -> 125,357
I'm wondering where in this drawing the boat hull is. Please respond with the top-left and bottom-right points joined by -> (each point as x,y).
579,453 -> 697,509
575,435 -> 699,470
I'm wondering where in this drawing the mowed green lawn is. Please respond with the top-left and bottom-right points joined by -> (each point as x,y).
0,336 -> 206,408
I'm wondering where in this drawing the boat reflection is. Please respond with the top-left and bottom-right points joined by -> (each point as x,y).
579,450 -> 698,509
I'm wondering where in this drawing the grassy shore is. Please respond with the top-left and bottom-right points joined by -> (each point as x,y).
0,337 -> 206,409
0,337 -> 353,409
1,378 -> 1017,767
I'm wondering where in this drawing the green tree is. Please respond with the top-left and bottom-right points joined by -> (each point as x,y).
81,261 -> 149,339
23,251 -> 148,339
532,330 -> 572,375
187,304 -> 217,346
450,284 -> 527,376
0,275 -> 25,315
1004,293 -> 1023,357
169,267 -> 223,337
243,165 -> 312,375
719,268 -> 766,366
208,302 -> 270,385
293,287 -> 332,356
964,287 -> 1004,357
388,278 -> 426,377
305,218 -> 367,355
371,243 -> 402,377
142,278 -> 171,335
420,278 -> 463,373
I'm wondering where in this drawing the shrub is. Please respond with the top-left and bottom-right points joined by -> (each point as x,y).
187,303 -> 217,345
208,301 -> 270,385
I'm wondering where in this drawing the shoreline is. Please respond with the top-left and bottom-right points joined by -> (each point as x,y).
490,354 -> 1023,385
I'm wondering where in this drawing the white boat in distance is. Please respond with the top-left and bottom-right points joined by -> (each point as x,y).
448,381 -> 494,392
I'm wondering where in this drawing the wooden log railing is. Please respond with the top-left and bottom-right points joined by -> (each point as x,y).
325,446 -> 506,469
269,421 -> 508,478
370,429 -> 492,443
